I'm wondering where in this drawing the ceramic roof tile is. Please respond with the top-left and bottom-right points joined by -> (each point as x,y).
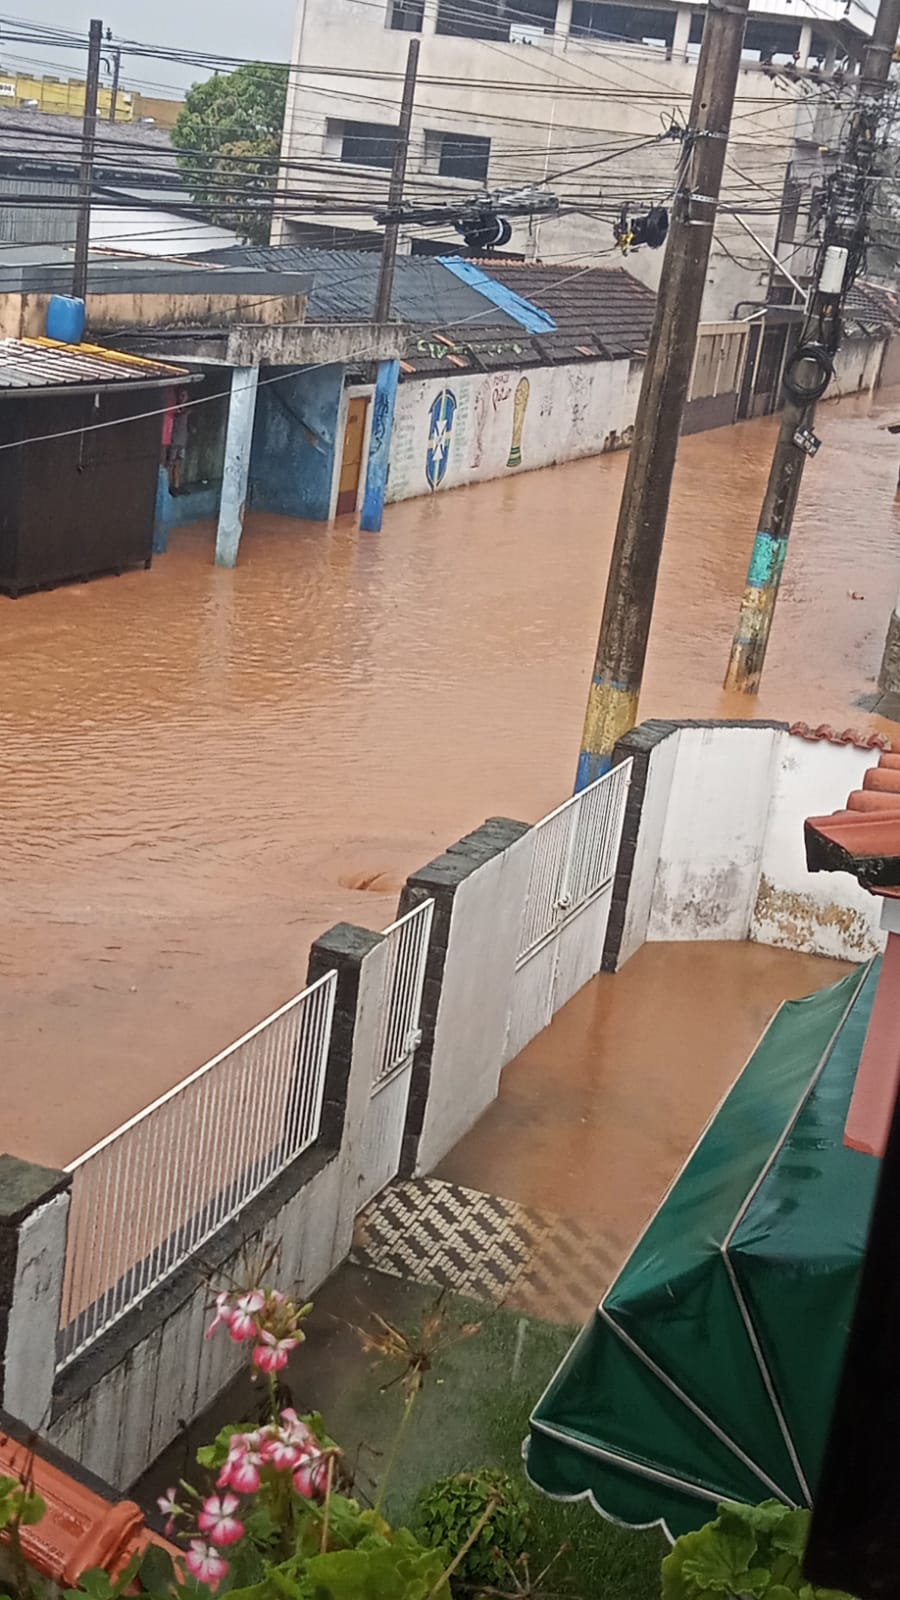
805,752 -> 900,889
473,262 -> 657,359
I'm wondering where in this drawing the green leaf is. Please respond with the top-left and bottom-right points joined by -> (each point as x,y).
76,1567 -> 116,1600
18,1492 -> 46,1527
662,1533 -> 710,1600
681,1523 -> 756,1593
140,1543 -> 176,1593
771,1510 -> 811,1560
303,1540 -> 451,1600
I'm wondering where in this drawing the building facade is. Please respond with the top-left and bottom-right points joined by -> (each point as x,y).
276,0 -> 872,321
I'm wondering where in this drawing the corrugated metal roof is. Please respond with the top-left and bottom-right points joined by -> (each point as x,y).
0,337 -> 187,391
189,246 -> 525,331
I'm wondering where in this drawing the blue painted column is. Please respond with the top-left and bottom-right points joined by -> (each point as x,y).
215,365 -> 259,568
360,359 -> 400,533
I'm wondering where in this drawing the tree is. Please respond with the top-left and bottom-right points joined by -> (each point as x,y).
173,64 -> 289,245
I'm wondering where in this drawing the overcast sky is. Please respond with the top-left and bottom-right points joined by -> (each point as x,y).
3,1 -> 296,96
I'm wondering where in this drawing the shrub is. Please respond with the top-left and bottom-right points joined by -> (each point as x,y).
414,1467 -> 530,1592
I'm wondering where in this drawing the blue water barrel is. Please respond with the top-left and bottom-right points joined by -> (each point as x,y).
46,295 -> 86,345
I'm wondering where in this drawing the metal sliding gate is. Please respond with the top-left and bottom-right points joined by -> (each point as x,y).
356,898 -> 434,1211
504,760 -> 632,1065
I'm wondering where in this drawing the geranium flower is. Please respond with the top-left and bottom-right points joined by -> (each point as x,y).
206,1293 -> 235,1340
197,1493 -> 244,1547
292,1445 -> 329,1503
185,1541 -> 229,1591
217,1443 -> 262,1495
280,1409 -> 315,1446
252,1331 -> 297,1373
229,1290 -> 266,1344
156,1487 -> 179,1535
260,1436 -> 301,1471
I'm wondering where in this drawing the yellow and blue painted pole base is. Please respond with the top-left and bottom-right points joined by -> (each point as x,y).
724,528 -> 788,694
575,676 -> 640,791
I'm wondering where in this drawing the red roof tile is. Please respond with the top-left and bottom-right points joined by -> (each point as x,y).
805,752 -> 900,890
789,721 -> 893,751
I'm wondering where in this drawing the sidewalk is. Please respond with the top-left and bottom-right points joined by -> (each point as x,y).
354,941 -> 853,1324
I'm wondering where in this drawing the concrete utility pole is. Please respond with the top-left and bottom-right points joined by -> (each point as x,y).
73,17 -> 103,301
575,0 -> 750,790
726,0 -> 900,694
374,37 -> 419,324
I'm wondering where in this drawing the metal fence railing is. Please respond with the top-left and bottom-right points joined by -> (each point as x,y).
57,970 -> 338,1371
518,759 -> 633,965
373,899 -> 434,1090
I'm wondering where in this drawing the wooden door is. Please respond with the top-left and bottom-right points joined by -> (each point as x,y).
336,396 -> 369,515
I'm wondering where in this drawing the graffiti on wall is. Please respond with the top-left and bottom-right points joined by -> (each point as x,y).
425,388 -> 458,490
507,377 -> 531,468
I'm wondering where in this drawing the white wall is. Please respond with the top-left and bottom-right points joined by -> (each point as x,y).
832,336 -> 886,398
90,207 -> 238,256
752,736 -> 884,959
649,725 -> 784,941
615,723 -> 887,964
387,360 -> 641,503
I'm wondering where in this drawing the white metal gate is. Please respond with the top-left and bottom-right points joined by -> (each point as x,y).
503,760 -> 632,1065
356,898 -> 434,1211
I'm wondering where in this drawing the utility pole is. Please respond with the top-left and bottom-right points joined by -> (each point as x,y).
107,36 -> 121,123
725,0 -> 900,694
374,37 -> 419,324
73,17 -> 103,302
575,0 -> 750,789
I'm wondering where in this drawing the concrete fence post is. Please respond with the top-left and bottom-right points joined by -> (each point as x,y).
0,1155 -> 71,1431
306,926 -> 391,1259
397,818 -> 532,1177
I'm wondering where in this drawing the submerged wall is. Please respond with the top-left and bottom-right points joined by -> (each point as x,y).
250,365 -> 344,522
386,358 -> 642,504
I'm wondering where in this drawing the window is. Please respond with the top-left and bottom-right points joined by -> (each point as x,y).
436,0 -> 557,41
742,18 -> 801,60
389,0 -> 425,27
571,1 -> 674,49
339,119 -> 398,169
436,131 -> 491,182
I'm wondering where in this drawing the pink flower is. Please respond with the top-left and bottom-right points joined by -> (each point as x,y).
228,1291 -> 265,1344
260,1436 -> 301,1471
280,1409 -> 315,1447
206,1293 -> 235,1340
157,1486 -> 179,1536
217,1443 -> 262,1495
252,1331 -> 296,1373
292,1445 -> 330,1503
197,1493 -> 245,1547
185,1541 -> 229,1591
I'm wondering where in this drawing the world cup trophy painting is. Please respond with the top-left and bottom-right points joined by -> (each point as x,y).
507,376 -> 530,468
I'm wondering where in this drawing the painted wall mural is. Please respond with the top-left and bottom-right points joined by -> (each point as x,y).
507,376 -> 530,468
425,387 -> 457,490
386,358 -> 644,506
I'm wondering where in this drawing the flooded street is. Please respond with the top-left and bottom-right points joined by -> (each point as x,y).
3,389 -> 899,1167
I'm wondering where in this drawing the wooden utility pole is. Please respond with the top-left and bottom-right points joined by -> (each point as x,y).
575,0 -> 750,789
725,0 -> 900,694
374,37 -> 419,324
73,17 -> 103,301
107,39 -> 121,123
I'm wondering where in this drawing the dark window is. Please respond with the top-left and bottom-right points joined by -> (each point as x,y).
743,17 -> 801,58
436,0 -> 556,40
438,132 -> 491,182
390,0 -> 425,27
340,119 -> 398,168
572,1 -> 674,45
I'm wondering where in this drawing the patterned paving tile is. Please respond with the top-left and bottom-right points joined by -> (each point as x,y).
352,1179 -> 622,1326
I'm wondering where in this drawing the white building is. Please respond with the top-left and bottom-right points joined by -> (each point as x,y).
276,0 -> 873,319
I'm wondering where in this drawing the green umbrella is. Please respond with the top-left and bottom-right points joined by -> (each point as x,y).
527,962 -> 879,1539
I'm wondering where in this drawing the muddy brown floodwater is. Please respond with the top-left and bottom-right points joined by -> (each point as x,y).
3,389 -> 900,1167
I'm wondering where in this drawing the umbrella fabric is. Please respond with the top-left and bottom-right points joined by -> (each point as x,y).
527,962 -> 878,1539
